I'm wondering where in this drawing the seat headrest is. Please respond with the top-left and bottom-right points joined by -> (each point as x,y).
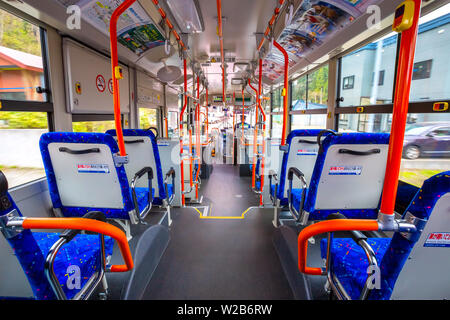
106,129 -> 157,140
40,132 -> 119,153
406,171 -> 450,220
320,132 -> 390,154
0,170 -> 7,196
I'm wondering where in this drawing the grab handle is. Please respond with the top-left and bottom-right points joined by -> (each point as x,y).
298,219 -> 379,275
124,139 -> 145,144
298,139 -> 318,145
19,217 -> 134,272
59,147 -> 100,155
338,148 -> 381,156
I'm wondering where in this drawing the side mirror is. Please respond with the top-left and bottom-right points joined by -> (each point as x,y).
426,132 -> 437,137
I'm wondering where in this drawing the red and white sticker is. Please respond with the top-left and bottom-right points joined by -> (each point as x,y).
77,164 -> 110,174
96,75 -> 106,92
297,149 -> 317,156
424,232 -> 450,247
108,78 -> 114,94
329,166 -> 362,175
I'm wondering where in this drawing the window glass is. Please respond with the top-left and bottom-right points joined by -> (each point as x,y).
291,76 -> 307,111
338,113 -> 450,187
271,114 -> 282,138
139,108 -> 158,130
272,88 -> 282,112
343,76 -> 354,90
409,5 -> 450,102
168,111 -> 178,138
73,120 -> 116,133
0,9 -> 47,102
339,32 -> 398,107
338,114 -> 392,133
307,65 -> 328,109
401,113 -> 450,186
291,114 -> 327,130
0,111 -> 48,188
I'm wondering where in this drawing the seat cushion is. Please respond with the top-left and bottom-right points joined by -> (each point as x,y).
270,183 -> 290,206
291,188 -> 306,212
33,232 -> 114,300
320,238 -> 391,300
131,187 -> 155,212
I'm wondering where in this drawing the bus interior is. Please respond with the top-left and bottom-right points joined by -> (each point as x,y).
0,0 -> 449,303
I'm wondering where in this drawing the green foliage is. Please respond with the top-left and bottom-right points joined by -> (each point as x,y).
73,121 -> 116,133
307,65 -> 328,105
0,111 -> 47,129
139,108 -> 157,129
291,66 -> 329,107
0,10 -> 42,56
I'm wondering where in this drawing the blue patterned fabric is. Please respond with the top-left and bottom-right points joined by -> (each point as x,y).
106,129 -> 167,201
2,193 -> 114,300
40,132 -> 137,220
321,171 -> 450,300
320,238 -> 390,300
292,133 -> 390,220
33,233 -> 114,300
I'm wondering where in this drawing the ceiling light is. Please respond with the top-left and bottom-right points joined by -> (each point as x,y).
166,0 -> 204,34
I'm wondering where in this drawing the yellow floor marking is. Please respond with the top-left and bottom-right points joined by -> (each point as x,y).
192,205 -> 253,220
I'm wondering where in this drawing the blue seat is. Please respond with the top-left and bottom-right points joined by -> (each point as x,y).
290,132 -> 390,221
270,129 -> 325,206
40,132 -> 153,221
1,193 -> 114,300
320,171 -> 450,300
106,129 -> 175,206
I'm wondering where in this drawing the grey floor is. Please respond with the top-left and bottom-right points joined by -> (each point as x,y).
143,165 -> 294,299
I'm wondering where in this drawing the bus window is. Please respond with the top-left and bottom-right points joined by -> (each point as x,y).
0,9 -> 50,188
409,4 -> 450,102
307,65 -> 328,109
0,9 -> 47,102
72,120 -> 116,133
339,33 -> 398,107
0,111 -> 48,188
139,108 -> 158,130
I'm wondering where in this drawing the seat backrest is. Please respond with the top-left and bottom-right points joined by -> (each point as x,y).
40,132 -> 134,219
373,171 -> 450,300
106,129 -> 166,200
277,129 -> 326,200
0,188 -> 56,300
305,132 -> 390,220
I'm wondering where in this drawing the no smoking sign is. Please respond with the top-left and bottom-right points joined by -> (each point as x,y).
96,75 -> 106,92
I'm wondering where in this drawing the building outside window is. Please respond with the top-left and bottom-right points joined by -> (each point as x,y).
343,75 -> 355,90
412,60 -> 433,80
0,9 -> 50,188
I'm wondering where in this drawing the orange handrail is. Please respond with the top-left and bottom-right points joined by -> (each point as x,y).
257,58 -> 266,205
298,219 -> 379,275
248,79 -> 259,190
164,116 -> 169,138
22,218 -> 134,272
150,0 -> 187,51
379,0 -> 422,217
195,76 -> 201,199
257,0 -> 285,51
179,59 -> 188,205
109,0 -> 137,157
297,1 -> 422,278
216,0 -> 225,101
273,40 -> 289,146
